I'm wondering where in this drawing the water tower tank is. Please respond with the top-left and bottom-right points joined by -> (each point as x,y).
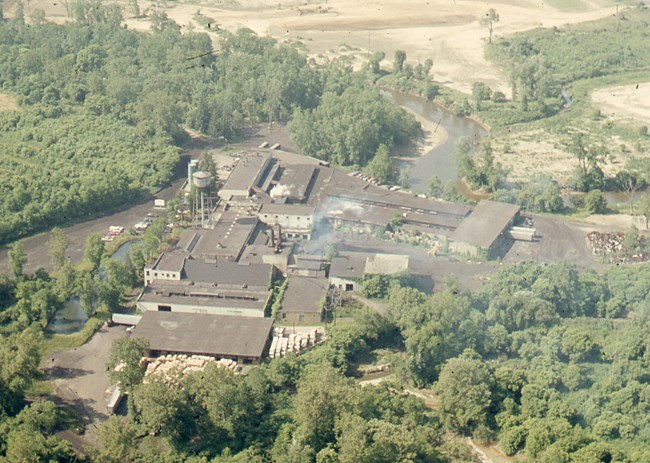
193,171 -> 212,189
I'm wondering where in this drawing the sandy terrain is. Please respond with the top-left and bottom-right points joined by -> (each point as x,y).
0,93 -> 19,112
591,82 -> 650,128
15,0 -> 619,95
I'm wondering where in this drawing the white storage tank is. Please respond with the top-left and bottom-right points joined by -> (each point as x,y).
192,171 -> 212,189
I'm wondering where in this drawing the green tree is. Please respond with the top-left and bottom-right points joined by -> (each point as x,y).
472,82 -> 492,110
292,366 -> 360,452
393,50 -> 406,73
8,241 -> 27,279
84,232 -> 105,271
14,0 -> 24,24
106,337 -> 149,391
583,189 -> 607,214
623,224 -> 640,256
365,144 -> 392,183
30,8 -> 47,25
368,51 -> 385,74
428,176 -> 443,197
129,0 -> 140,18
131,379 -> 187,438
435,353 -> 494,434
48,227 -> 70,271
95,415 -> 136,463
479,8 -> 500,44
567,135 -> 606,192
615,170 -> 644,215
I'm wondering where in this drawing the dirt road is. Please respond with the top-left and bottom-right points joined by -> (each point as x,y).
43,325 -> 129,443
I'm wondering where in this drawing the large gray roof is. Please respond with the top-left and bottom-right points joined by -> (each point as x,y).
277,164 -> 317,202
281,276 -> 329,314
450,200 -> 520,249
138,281 -> 270,310
133,311 -> 273,358
176,205 -> 259,261
222,152 -> 272,193
182,260 -> 272,288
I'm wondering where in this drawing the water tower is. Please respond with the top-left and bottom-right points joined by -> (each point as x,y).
192,171 -> 214,229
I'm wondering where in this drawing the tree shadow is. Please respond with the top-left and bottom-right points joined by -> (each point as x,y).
43,366 -> 93,380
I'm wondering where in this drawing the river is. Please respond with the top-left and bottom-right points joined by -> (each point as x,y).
380,88 -> 488,192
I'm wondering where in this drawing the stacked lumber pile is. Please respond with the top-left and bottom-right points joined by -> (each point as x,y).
268,327 -> 323,359
587,231 -> 624,255
143,355 -> 239,385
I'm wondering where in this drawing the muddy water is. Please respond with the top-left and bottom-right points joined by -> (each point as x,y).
381,88 -> 487,192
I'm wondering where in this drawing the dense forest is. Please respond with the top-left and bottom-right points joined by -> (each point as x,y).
0,4 -> 419,244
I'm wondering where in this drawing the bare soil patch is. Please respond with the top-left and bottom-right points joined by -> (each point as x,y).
591,82 -> 650,128
43,325 -> 128,443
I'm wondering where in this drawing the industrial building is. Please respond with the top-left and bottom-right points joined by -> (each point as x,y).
139,253 -> 274,317
136,148 -> 528,365
448,200 -> 521,257
329,252 -> 410,292
133,312 -> 274,364
258,204 -> 316,240
279,275 -> 329,324
218,152 -> 273,200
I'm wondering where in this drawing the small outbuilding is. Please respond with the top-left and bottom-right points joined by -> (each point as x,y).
279,276 -> 329,324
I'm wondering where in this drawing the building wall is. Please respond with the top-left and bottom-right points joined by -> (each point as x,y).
218,188 -> 249,199
259,212 -> 314,231
281,311 -> 322,325
330,276 -> 357,292
137,300 -> 266,318
144,268 -> 181,286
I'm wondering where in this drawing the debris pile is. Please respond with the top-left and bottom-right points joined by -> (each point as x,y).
587,231 -> 624,255
269,327 -> 324,359
144,355 -> 239,384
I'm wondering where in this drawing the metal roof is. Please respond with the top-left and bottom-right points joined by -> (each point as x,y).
133,312 -> 273,358
277,164 -> 317,201
450,200 -> 520,249
281,276 -> 329,314
221,152 -> 272,193
329,254 -> 367,280
182,260 -> 272,288
138,281 -> 269,310
152,253 -> 187,273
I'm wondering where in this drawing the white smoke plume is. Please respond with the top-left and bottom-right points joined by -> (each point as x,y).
270,183 -> 293,199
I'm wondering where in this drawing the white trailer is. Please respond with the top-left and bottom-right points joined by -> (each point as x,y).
107,387 -> 124,415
